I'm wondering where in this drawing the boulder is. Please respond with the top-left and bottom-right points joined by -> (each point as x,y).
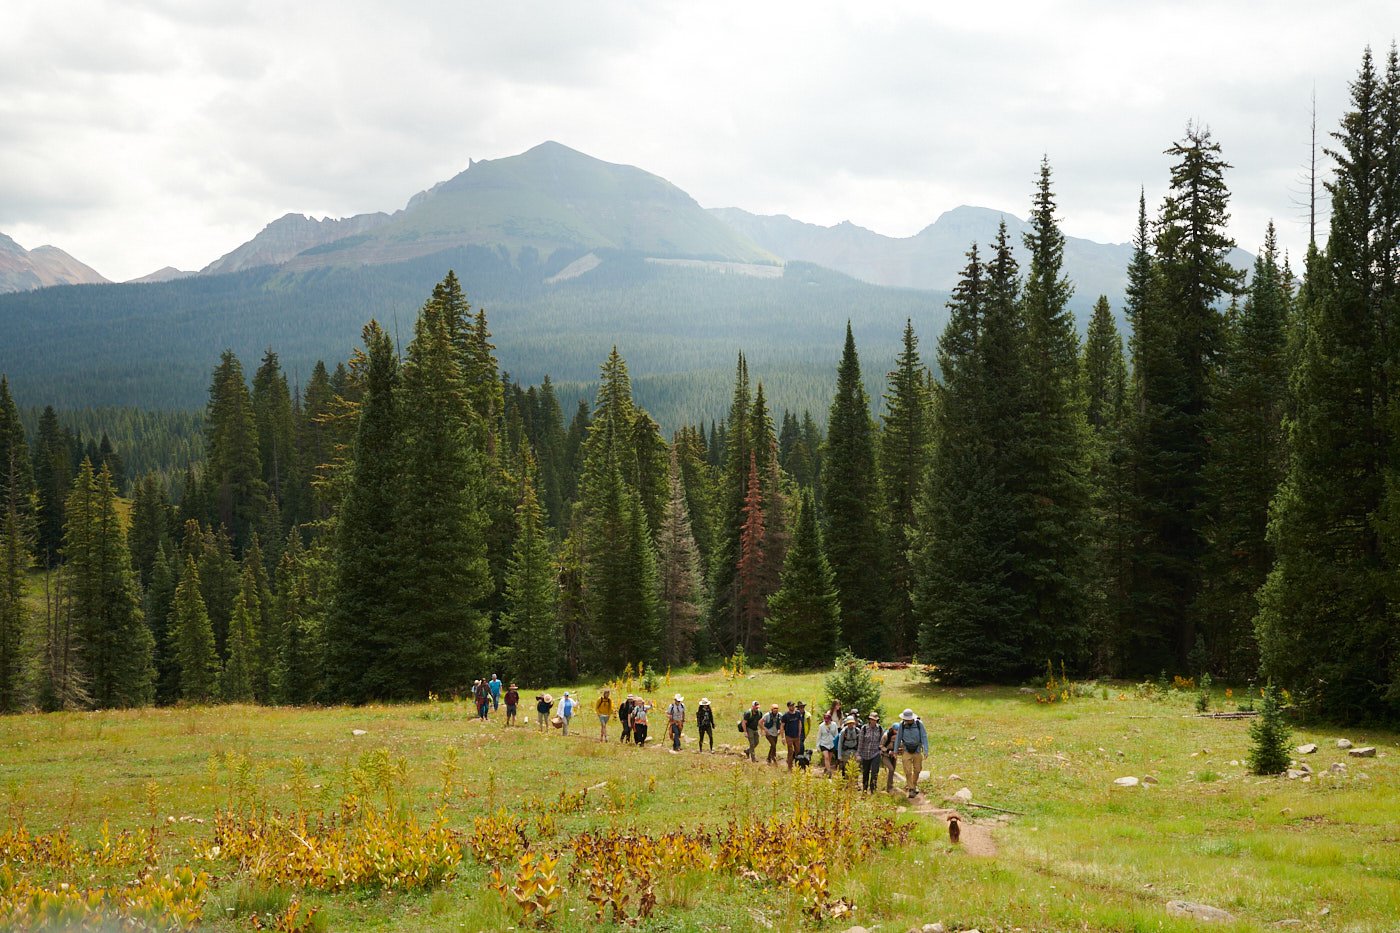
1297,763 -> 1312,774
1329,762 -> 1347,774
1166,900 -> 1235,922
351,729 -> 368,736
1113,776 -> 1139,787
953,787 -> 974,801
1286,769 -> 1304,780
1336,738 -> 1353,749
922,925 -> 946,933
1296,743 -> 1318,755
1349,746 -> 1377,758
1142,775 -> 1159,785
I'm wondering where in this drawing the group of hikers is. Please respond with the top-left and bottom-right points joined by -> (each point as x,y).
469,676 -> 931,798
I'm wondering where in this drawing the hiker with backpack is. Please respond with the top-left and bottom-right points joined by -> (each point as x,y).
857,712 -> 884,793
894,708 -> 929,798
816,710 -> 840,776
504,683 -> 520,726
631,699 -> 651,746
595,689 -> 614,742
741,701 -> 763,761
762,704 -> 783,765
666,694 -> 686,751
780,701 -> 804,771
880,721 -> 899,791
837,715 -> 860,777
695,698 -> 715,751
617,695 -> 635,743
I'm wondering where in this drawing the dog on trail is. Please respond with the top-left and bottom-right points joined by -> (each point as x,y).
947,814 -> 961,844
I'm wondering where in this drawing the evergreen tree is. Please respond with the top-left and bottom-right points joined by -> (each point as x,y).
251,349 -> 298,528
1261,48 -> 1400,721
708,355 -> 752,655
205,351 -> 268,553
501,467 -> 562,681
1247,684 -> 1293,775
145,544 -> 179,704
64,462 -> 155,707
879,320 -> 930,657
325,321 -> 401,702
1129,126 -> 1243,673
736,451 -> 768,656
766,490 -> 841,670
0,457 -> 30,712
32,406 -> 71,564
0,377 -> 34,515
128,472 -> 172,589
1198,224 -> 1291,678
390,277 -> 493,695
296,360 -> 335,523
273,534 -> 326,705
220,585 -> 257,702
1016,160 -> 1094,667
173,555 -> 219,703
824,324 -> 887,658
657,448 -> 704,667
1081,296 -> 1133,674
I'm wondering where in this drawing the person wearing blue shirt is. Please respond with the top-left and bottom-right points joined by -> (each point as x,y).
489,674 -> 502,710
894,708 -> 929,798
559,691 -> 576,735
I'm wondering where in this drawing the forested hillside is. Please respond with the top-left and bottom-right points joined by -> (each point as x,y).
0,249 -> 939,429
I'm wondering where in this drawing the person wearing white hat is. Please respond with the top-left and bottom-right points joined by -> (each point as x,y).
894,708 -> 929,797
837,714 -> 860,778
695,698 -> 714,751
558,691 -> 576,735
666,694 -> 687,751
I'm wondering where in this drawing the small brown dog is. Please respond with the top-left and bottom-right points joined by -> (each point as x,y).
947,814 -> 961,844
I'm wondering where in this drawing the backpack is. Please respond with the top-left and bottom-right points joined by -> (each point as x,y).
901,722 -> 923,753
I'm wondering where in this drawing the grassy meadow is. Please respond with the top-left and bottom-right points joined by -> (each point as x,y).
1,665 -> 1397,932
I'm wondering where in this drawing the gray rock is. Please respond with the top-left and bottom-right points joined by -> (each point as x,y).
1113,776 -> 1139,787
1286,769 -> 1303,780
1329,762 -> 1347,773
1166,900 -> 1235,922
1336,738 -> 1353,749
351,729 -> 368,736
1296,743 -> 1318,755
1349,746 -> 1377,758
1297,763 -> 1312,774
922,925 -> 946,933
840,927 -> 869,933
1142,775 -> 1159,785
954,787 -> 973,801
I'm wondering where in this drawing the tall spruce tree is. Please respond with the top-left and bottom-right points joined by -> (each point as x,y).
708,354 -> 751,655
1016,160 -> 1094,667
1261,48 -> 1400,721
824,324 -> 887,658
251,349 -> 299,529
390,278 -> 494,696
0,455 -> 30,712
501,467 -> 562,682
1081,296 -> 1133,674
1198,224 -> 1291,678
765,490 -> 841,670
32,406 -> 71,565
325,321 -> 401,702
173,555 -> 219,703
145,544 -> 179,704
221,583 -> 258,703
274,533 -> 326,705
205,351 -> 269,553
657,448 -> 704,667
1128,126 -> 1242,674
0,378 -> 34,517
880,321 -> 930,658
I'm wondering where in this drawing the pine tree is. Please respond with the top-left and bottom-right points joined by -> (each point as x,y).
1081,296 -> 1133,674
0,456 -> 30,712
1129,126 -> 1243,674
708,355 -> 752,655
145,544 -> 179,704
766,490 -> 841,670
173,555 -> 219,703
1261,48 -> 1400,721
128,472 -> 173,589
0,377 -> 34,516
221,585 -> 257,702
390,277 -> 493,696
824,323 -> 887,658
1198,224 -> 1291,678
251,349 -> 299,529
325,321 -> 401,703
736,451 -> 768,656
657,448 -> 704,667
1016,159 -> 1094,667
879,320 -> 930,658
273,534 -> 326,705
501,467 -> 562,681
32,406 -> 72,565
205,351 -> 269,553
64,462 -> 154,707
1247,684 -> 1293,775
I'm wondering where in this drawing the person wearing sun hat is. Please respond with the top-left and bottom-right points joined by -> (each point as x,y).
837,714 -> 860,778
761,703 -> 783,765
894,708 -> 929,798
595,688 -> 614,743
666,694 -> 686,751
858,711 -> 884,792
617,694 -> 635,743
536,693 -> 554,732
695,698 -> 715,752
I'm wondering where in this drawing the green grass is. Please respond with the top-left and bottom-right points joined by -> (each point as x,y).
1,667 -> 1397,931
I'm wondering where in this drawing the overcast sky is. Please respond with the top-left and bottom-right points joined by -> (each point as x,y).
2,1 -> 1394,282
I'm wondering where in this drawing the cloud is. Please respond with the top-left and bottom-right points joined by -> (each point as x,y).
1,0 -> 1395,280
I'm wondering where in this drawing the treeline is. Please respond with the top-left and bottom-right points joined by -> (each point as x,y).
0,48 -> 1397,724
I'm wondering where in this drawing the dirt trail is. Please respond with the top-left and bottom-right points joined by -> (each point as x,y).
907,798 -> 999,857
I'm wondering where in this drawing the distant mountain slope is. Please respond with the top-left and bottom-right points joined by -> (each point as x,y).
202,212 -> 392,274
127,266 -> 197,284
0,247 -> 941,430
711,205 -> 1254,318
0,233 -> 108,293
204,141 -> 776,274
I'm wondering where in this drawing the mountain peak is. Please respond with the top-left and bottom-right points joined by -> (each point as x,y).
0,233 -> 107,293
